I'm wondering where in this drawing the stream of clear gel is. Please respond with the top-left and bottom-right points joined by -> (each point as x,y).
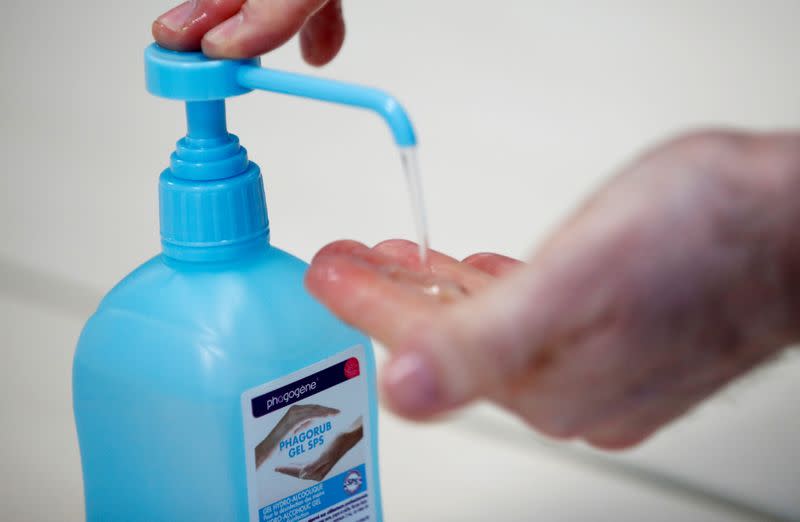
398,147 -> 468,302
399,146 -> 431,270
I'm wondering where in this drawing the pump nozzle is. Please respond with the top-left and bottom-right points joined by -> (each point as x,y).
144,43 -> 416,147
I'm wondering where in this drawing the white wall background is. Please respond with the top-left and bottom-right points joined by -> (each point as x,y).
1,1 -> 798,520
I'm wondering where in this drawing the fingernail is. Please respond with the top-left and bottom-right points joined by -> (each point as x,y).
204,12 -> 245,47
156,1 -> 196,32
383,352 -> 441,415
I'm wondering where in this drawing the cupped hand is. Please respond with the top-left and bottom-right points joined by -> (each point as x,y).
153,0 -> 345,65
305,130 -> 800,449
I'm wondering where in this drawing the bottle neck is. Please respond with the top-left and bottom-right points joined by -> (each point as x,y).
161,231 -> 269,263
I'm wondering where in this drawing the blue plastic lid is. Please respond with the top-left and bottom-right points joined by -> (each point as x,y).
145,45 -> 259,101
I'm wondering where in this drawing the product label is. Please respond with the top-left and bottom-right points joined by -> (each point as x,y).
242,345 -> 376,522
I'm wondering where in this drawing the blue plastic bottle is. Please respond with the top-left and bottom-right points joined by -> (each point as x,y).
72,45 -> 416,521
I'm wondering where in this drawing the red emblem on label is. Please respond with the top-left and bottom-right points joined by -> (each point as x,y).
344,357 -> 360,379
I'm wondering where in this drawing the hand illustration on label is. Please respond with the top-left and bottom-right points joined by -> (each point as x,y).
275,417 -> 364,482
255,404 -> 340,469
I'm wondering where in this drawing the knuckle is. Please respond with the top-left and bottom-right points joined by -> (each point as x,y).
648,129 -> 755,173
461,252 -> 493,264
312,240 -> 364,261
584,433 -> 647,451
373,238 -> 417,255
666,128 -> 751,156
530,413 -> 583,440
511,395 -> 587,440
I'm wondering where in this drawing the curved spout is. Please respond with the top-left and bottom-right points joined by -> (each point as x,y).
237,65 -> 417,147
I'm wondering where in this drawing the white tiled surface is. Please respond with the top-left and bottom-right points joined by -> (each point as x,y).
1,0 -> 799,520
0,296 -> 762,521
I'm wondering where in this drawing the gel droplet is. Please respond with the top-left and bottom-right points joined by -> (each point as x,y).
381,265 -> 468,302
421,280 -> 468,302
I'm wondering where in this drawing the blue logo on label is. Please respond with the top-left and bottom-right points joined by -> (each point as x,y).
343,469 -> 363,495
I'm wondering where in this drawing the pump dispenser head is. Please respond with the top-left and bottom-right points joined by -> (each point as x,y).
144,44 -> 417,261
